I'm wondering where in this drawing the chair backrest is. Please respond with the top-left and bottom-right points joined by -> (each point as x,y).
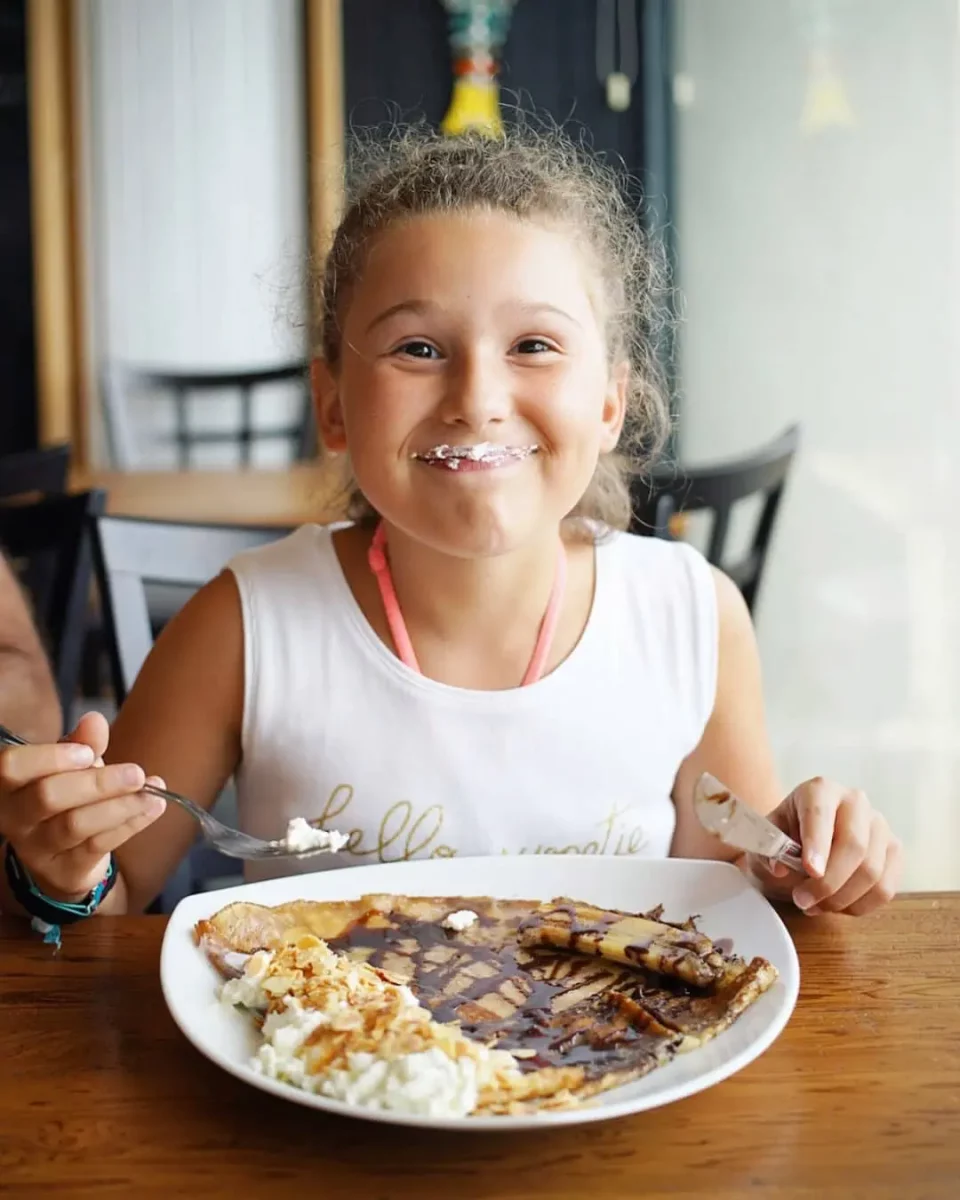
630,424 -> 800,614
100,362 -> 313,469
90,515 -> 289,703
0,490 -> 107,723
0,444 -> 70,499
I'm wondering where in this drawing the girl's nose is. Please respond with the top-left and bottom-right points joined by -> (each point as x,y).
438,349 -> 512,429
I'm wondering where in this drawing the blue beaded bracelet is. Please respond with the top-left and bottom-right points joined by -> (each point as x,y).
4,843 -> 117,945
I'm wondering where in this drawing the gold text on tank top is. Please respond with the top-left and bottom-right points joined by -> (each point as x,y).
315,786 -> 650,862
317,784 -> 457,862
511,802 -> 650,857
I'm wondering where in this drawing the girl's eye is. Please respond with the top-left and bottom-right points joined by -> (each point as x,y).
514,338 -> 555,355
397,340 -> 439,360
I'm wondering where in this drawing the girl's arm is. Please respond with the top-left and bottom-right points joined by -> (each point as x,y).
671,568 -> 902,916
0,571 -> 245,917
671,568 -> 781,862
0,554 -> 61,743
106,570 -> 246,912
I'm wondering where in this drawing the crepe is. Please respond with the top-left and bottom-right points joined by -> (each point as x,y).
196,893 -> 778,1114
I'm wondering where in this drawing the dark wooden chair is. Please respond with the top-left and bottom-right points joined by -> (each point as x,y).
0,446 -> 113,702
90,514 -> 291,910
630,425 -> 800,614
0,444 -> 70,499
100,362 -> 314,469
0,490 -> 106,725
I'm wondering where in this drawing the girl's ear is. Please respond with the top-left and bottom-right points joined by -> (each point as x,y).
312,358 -> 347,453
599,360 -> 629,453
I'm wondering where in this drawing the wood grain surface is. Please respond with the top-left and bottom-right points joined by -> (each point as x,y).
71,464 -> 343,528
0,895 -> 957,1199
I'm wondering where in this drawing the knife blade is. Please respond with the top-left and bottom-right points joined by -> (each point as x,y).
693,772 -> 806,874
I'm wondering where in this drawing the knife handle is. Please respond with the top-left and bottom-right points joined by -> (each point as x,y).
771,838 -> 806,875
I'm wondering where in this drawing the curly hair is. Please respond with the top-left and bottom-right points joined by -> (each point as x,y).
313,121 -> 672,535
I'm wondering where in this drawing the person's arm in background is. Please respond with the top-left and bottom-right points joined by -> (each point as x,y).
0,554 -> 61,743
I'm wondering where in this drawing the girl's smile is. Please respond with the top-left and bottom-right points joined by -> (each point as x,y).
411,441 -> 540,473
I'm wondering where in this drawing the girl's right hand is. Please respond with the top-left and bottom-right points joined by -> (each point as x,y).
0,712 -> 166,902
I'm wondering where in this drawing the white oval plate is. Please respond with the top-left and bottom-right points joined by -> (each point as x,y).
161,855 -> 799,1131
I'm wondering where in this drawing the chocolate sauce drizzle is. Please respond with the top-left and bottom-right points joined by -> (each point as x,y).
326,901 -> 684,1078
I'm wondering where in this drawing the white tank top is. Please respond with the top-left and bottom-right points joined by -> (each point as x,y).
227,525 -> 718,882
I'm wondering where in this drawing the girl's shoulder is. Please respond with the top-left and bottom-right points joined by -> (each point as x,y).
598,527 -> 715,600
227,520 -> 345,570
224,521 -> 353,597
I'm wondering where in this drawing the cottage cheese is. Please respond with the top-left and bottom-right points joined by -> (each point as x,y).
283,817 -> 349,855
441,909 -> 479,933
316,1046 -> 484,1117
221,938 -> 519,1117
219,950 -> 272,1011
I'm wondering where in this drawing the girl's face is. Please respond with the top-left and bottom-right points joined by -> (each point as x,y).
316,210 -> 626,557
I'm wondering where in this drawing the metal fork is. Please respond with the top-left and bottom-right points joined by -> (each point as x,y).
0,723 -> 334,862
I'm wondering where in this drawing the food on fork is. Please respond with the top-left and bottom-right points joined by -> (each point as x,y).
282,817 -> 349,855
196,893 -> 778,1117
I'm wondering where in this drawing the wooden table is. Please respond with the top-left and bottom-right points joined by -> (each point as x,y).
1,896 -> 957,1199
71,465 -> 344,528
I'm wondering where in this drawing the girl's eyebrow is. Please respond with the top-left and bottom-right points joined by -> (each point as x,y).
509,301 -> 583,328
364,299 -> 583,333
365,300 -> 436,333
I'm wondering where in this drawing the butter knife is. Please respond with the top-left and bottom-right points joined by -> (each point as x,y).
693,772 -> 806,874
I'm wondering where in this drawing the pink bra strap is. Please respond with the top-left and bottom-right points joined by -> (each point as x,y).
520,542 -> 566,686
368,523 -> 422,673
367,521 -> 566,686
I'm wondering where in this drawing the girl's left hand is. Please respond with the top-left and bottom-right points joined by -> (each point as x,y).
748,778 -> 903,915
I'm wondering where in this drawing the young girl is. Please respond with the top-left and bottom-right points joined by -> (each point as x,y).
0,127 -> 900,923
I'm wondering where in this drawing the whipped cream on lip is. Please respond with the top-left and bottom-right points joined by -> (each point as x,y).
412,442 -> 539,471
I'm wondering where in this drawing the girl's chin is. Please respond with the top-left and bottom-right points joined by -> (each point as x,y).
388,513 -> 565,561
362,478 -> 578,556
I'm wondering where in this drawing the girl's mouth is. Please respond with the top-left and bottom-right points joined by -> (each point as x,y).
412,442 -> 539,472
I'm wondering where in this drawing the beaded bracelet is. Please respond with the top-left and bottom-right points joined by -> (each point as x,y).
3,843 -> 117,946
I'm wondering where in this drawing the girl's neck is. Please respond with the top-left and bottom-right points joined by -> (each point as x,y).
377,521 -> 564,643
